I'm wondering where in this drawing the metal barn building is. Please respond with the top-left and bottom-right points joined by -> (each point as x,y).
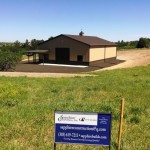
29,32 -> 117,66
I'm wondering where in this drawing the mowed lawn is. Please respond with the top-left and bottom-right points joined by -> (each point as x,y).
0,66 -> 150,150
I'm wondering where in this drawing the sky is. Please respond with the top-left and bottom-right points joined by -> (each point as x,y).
0,0 -> 150,42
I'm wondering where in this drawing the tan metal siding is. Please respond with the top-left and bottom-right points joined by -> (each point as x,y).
89,47 -> 116,61
105,47 -> 116,58
89,47 -> 105,61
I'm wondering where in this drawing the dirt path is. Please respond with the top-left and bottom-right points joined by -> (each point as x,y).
99,50 -> 150,71
0,72 -> 95,78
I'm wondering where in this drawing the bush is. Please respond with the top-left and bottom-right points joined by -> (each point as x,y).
137,38 -> 150,48
0,50 -> 21,71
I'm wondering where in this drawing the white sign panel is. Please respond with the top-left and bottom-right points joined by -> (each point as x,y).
55,111 -> 98,125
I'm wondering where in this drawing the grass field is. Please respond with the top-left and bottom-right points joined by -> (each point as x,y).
0,65 -> 150,150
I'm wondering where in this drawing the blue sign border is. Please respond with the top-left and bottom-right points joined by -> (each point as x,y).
54,111 -> 112,147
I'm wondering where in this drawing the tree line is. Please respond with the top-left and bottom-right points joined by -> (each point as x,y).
0,39 -> 44,50
117,37 -> 150,50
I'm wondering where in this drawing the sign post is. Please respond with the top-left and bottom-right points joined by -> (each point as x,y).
118,98 -> 125,150
54,111 -> 112,149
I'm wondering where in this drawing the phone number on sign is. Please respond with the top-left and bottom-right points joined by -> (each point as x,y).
58,132 -> 107,139
58,132 -> 79,137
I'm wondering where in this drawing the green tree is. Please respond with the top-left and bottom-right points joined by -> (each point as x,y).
24,39 -> 30,49
30,39 -> 37,49
30,39 -> 44,49
137,38 -> 150,48
14,40 -> 21,48
0,47 -> 22,71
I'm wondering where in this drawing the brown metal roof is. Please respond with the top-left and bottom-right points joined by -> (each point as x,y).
27,50 -> 49,53
38,34 -> 117,47
63,34 -> 117,46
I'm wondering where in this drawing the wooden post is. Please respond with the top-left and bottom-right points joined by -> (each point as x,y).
118,98 -> 125,150
28,53 -> 29,63
43,54 -> 44,65
33,54 -> 34,63
35,53 -> 36,63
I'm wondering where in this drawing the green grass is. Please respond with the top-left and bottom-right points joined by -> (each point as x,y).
117,48 -> 150,51
0,65 -> 150,149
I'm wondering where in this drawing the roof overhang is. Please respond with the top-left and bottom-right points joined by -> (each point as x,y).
27,50 -> 49,54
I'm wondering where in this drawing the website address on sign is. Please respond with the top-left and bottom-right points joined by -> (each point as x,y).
60,125 -> 106,132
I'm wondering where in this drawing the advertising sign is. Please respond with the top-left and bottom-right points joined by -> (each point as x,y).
54,111 -> 112,146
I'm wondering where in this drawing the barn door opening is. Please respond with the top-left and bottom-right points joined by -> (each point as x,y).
55,48 -> 70,64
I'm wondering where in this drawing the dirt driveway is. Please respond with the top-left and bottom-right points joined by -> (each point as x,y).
0,72 -> 96,78
99,49 -> 150,71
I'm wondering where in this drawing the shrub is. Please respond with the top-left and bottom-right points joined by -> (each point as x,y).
0,50 -> 21,71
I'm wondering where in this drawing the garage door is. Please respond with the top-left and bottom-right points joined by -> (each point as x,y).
55,48 -> 70,64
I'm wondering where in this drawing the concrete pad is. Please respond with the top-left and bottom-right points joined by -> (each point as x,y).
39,63 -> 88,68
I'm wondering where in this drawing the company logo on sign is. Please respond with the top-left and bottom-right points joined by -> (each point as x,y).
55,112 -> 98,125
79,117 -> 85,121
58,115 -> 76,122
79,117 -> 97,122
